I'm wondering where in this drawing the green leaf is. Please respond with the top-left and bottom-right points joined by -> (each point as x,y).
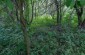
6,0 -> 14,10
70,0 -> 75,8
80,0 -> 85,6
65,0 -> 72,7
65,0 -> 74,7
77,1 -> 81,6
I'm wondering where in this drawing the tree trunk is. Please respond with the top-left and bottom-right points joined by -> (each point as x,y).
19,0 -> 30,55
74,0 -> 83,27
81,19 -> 85,28
54,0 -> 62,26
54,0 -> 62,32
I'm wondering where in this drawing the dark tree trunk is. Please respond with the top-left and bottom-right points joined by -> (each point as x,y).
55,0 -> 60,24
54,0 -> 62,25
74,1 -> 83,27
19,0 -> 30,55
81,19 -> 85,28
54,0 -> 62,31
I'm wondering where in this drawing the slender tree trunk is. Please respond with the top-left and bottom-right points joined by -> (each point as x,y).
31,0 -> 34,21
15,0 -> 19,22
59,0 -> 62,25
74,0 -> 83,27
19,0 -> 30,55
54,0 -> 62,26
75,7 -> 83,26
81,19 -> 85,28
54,0 -> 62,32
35,6 -> 36,19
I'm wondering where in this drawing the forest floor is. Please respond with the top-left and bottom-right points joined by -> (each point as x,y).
0,18 -> 85,55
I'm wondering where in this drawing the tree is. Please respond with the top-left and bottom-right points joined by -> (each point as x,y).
74,0 -> 83,27
18,0 -> 30,55
65,0 -> 85,28
54,0 -> 61,25
54,0 -> 62,31
2,0 -> 31,55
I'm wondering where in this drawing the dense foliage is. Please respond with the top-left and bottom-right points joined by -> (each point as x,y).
0,0 -> 85,55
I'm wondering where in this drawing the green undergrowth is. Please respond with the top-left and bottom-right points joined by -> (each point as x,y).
0,15 -> 85,55
30,15 -> 56,29
29,24 -> 85,55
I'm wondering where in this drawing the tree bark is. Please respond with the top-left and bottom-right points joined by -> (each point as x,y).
81,19 -> 85,28
54,0 -> 62,26
19,0 -> 30,55
74,0 -> 83,27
